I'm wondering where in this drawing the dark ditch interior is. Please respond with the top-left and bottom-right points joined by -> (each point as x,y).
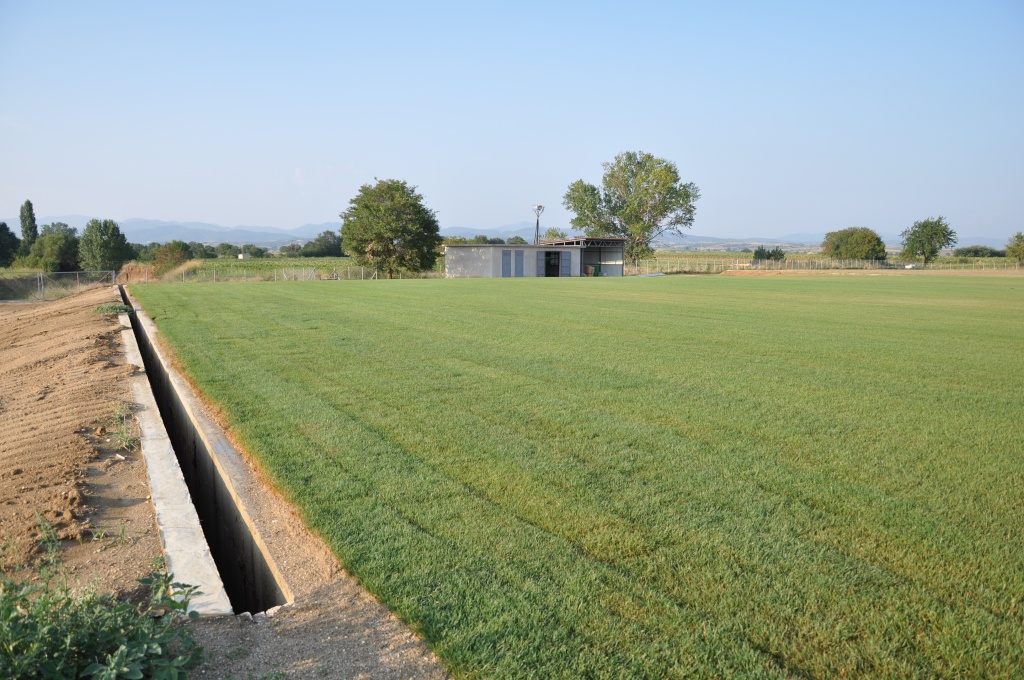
119,286 -> 287,615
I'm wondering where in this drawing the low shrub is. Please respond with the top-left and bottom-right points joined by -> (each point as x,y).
0,569 -> 201,678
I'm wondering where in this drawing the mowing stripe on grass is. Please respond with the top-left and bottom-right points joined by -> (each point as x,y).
131,275 -> 1024,677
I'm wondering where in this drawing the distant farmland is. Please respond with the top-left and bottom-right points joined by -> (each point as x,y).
131,275 -> 1024,677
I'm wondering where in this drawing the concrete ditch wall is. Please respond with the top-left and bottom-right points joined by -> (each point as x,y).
118,313 -> 232,617
121,287 -> 292,614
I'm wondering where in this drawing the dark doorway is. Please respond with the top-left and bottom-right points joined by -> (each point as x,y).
545,251 -> 561,277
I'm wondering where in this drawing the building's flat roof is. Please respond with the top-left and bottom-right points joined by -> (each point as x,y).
538,237 -> 627,247
444,243 -> 583,249
446,237 -> 626,249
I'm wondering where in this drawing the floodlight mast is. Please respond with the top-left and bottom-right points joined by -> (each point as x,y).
533,205 -> 545,244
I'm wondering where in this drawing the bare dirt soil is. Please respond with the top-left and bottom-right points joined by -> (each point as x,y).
0,286 -> 160,599
2,287 -> 448,679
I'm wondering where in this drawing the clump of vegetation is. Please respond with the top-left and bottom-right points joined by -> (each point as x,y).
0,571 -> 201,678
821,226 -> 887,260
752,245 -> 785,260
94,303 -> 133,315
1008,232 -> 1024,264
1,519 -> 201,679
111,401 -> 140,452
954,245 -> 1005,258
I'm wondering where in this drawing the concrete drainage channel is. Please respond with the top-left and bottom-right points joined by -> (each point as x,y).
119,285 -> 292,616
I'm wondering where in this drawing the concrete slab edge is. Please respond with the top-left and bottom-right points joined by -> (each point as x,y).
118,313 -> 233,617
123,295 -> 295,607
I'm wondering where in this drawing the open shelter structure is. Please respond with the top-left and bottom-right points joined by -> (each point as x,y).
444,237 -> 625,278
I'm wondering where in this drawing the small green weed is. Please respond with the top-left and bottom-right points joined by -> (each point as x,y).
33,514 -> 62,574
110,401 -> 140,452
92,519 -> 133,552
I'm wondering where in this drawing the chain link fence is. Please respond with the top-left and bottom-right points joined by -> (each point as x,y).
116,264 -> 446,285
0,271 -> 115,301
626,258 -> 1023,276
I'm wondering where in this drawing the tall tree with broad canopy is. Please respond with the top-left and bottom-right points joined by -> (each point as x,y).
341,179 -> 441,279
900,216 -> 957,264
79,219 -> 134,271
562,151 -> 700,263
19,200 -> 38,256
821,227 -> 887,260
0,222 -> 20,267
18,223 -> 80,271
1006,232 -> 1024,265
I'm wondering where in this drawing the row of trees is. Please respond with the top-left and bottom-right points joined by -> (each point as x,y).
821,220 -> 1024,265
0,201 -> 136,271
279,230 -> 343,257
8,179 -> 1023,278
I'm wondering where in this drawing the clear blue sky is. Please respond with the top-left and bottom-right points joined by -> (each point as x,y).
1,1 -> 1021,239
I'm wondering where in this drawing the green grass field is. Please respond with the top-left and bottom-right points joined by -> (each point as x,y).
130,275 -> 1024,678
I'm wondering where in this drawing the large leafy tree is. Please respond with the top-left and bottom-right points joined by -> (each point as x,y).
20,223 -> 80,271
562,151 -> 700,263
821,227 -> 887,260
900,216 -> 957,264
1006,232 -> 1024,265
19,200 -> 38,256
79,219 -> 134,270
341,179 -> 441,278
0,222 -> 20,267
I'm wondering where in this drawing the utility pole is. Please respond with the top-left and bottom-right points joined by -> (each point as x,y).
533,205 -> 545,244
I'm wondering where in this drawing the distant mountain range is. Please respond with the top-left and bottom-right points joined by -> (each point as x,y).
0,215 -> 1010,250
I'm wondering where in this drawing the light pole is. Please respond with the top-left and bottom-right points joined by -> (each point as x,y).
532,205 -> 545,244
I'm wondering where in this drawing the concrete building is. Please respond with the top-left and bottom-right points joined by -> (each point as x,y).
444,237 -> 625,278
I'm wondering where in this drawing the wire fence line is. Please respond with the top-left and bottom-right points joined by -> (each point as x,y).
116,265 -> 446,285
625,258 -> 1024,276
0,271 -> 116,301
6,258 -> 1014,300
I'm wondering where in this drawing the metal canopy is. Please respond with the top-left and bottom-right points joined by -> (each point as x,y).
537,237 -> 627,248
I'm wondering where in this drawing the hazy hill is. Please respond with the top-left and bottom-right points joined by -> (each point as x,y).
0,215 -> 1011,250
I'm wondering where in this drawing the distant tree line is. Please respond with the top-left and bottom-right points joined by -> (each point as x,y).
953,245 -> 1004,258
279,230 -> 344,257
752,246 -> 786,261
0,201 -> 358,274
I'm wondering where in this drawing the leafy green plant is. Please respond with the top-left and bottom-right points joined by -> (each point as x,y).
0,569 -> 201,678
94,303 -> 133,315
33,513 -> 62,574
